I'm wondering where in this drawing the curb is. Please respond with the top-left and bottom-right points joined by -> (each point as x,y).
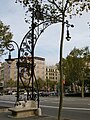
0,107 -> 9,112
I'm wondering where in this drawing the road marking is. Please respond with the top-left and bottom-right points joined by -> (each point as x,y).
63,107 -> 90,111
1,100 -> 90,111
0,100 -> 15,104
40,105 -> 90,111
51,102 -> 59,104
40,105 -> 58,109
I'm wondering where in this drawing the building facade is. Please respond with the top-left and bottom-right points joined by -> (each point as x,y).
0,57 -> 60,91
45,65 -> 60,82
34,57 -> 46,80
0,62 -> 4,90
1,57 -> 46,87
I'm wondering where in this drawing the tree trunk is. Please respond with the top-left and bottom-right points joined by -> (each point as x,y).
81,78 -> 84,98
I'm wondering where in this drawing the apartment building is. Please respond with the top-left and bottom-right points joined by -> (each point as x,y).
34,57 -> 46,80
0,57 -> 60,91
45,65 -> 60,82
2,56 -> 46,87
0,62 -> 4,81
0,62 -> 4,90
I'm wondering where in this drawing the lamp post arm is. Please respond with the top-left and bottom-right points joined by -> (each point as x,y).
10,40 -> 20,102
5,40 -> 20,102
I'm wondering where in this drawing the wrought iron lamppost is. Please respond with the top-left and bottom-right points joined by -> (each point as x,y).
5,0 -> 74,108
5,1 -> 60,108
13,0 -> 63,107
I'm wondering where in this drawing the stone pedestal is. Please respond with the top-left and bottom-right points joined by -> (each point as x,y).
8,100 -> 42,118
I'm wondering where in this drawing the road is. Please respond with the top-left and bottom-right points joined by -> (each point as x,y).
40,97 -> 90,120
0,95 -> 90,120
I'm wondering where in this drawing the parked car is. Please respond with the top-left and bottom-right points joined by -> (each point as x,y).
39,91 -> 50,97
49,91 -> 58,96
0,92 -> 3,96
12,91 -> 17,95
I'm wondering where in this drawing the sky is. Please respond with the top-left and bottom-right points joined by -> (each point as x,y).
0,0 -> 90,65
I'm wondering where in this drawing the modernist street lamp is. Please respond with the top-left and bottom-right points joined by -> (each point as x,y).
5,0 -> 74,109
66,20 -> 74,41
5,1 -> 61,108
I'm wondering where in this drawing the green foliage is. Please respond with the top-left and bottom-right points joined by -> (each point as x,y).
62,47 -> 90,85
34,78 -> 57,91
16,0 -> 90,21
0,21 -> 13,56
6,78 -> 17,87
46,79 -> 57,91
16,0 -> 63,25
34,78 -> 46,91
67,0 -> 90,17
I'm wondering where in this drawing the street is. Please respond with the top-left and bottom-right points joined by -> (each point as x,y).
0,95 -> 90,120
40,97 -> 90,120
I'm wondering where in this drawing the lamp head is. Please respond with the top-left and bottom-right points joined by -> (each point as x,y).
66,36 -> 71,41
66,30 -> 71,41
5,51 -> 14,64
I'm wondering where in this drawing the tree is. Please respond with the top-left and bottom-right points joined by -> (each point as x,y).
16,0 -> 90,120
84,49 -> 90,92
6,78 -> 17,88
64,48 -> 84,84
80,47 -> 90,97
45,79 -> 57,91
0,20 -> 13,56
63,47 -> 90,97
34,78 -> 46,91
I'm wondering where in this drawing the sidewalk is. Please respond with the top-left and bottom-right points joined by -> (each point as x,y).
0,109 -> 70,120
1,110 -> 68,120
0,111 -> 57,120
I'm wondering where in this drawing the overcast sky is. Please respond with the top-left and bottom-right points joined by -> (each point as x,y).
0,0 -> 90,65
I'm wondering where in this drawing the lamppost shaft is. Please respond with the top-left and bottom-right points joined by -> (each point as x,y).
17,50 -> 20,101
31,6 -> 35,100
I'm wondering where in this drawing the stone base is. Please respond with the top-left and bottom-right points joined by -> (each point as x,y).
8,100 -> 42,118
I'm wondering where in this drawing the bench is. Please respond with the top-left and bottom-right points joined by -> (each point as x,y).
8,100 -> 42,118
8,107 -> 38,118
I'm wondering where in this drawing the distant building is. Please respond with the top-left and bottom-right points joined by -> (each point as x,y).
0,62 -> 4,91
34,57 -> 46,80
1,56 -> 46,88
0,57 -> 61,91
1,60 -> 17,88
45,65 -> 60,82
